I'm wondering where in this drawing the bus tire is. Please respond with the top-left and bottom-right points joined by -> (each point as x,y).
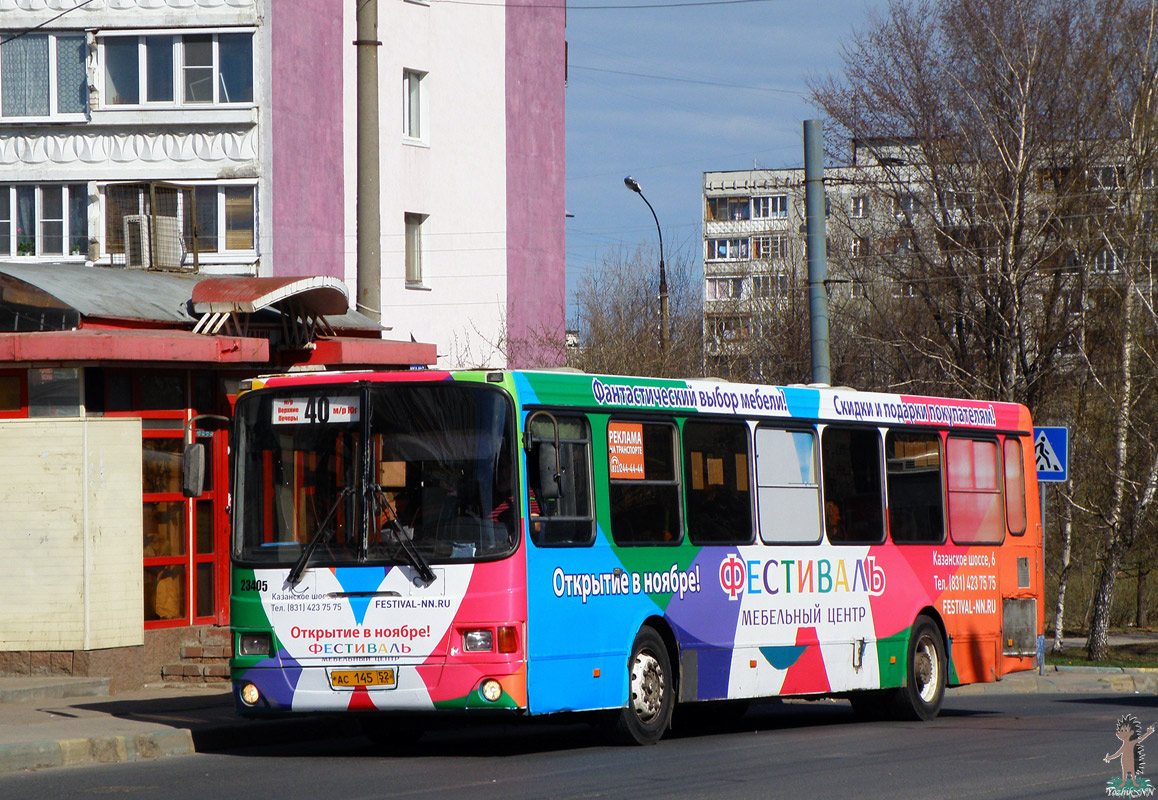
610,627 -> 673,745
891,615 -> 946,721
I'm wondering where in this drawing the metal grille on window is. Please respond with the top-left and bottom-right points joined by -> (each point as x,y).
55,35 -> 86,113
104,182 -> 193,270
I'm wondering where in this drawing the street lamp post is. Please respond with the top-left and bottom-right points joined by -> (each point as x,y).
624,176 -> 668,354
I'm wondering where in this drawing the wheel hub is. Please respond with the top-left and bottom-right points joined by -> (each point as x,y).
914,637 -> 939,702
630,651 -> 665,723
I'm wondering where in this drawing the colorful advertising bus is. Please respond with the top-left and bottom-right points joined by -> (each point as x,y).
212,369 -> 1043,745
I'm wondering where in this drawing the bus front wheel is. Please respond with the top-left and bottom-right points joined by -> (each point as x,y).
892,615 -> 946,721
609,627 -> 673,745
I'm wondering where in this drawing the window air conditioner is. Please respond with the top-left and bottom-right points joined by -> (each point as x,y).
123,215 -> 150,269
123,214 -> 187,270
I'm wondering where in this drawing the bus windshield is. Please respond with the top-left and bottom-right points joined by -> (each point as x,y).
233,381 -> 518,567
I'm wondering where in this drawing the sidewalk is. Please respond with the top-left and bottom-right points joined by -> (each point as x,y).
0,665 -> 1155,775
0,679 -> 347,775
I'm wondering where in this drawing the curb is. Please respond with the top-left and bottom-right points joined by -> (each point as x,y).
0,678 -> 110,705
0,729 -> 194,774
0,716 -> 350,775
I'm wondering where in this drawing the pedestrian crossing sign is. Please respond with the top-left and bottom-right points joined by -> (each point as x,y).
1033,426 -> 1068,482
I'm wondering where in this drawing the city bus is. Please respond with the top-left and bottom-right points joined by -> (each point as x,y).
207,368 -> 1043,745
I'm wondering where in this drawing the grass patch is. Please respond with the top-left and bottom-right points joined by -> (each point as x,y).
1046,645 -> 1158,669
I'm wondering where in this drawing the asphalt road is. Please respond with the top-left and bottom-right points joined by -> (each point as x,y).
4,692 -> 1157,800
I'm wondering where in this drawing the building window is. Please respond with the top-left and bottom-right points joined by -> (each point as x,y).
103,181 -> 256,263
753,233 -> 789,260
403,69 -> 426,140
100,32 -> 253,107
751,273 -> 790,299
1092,165 -> 1123,190
405,212 -> 426,285
895,193 -> 919,216
893,233 -> 915,255
707,197 -> 750,221
705,276 -> 743,301
1093,248 -> 1118,273
708,314 -> 747,343
0,184 -> 88,258
753,195 -> 788,219
0,32 -> 86,118
892,280 -> 916,298
707,237 -> 749,261
851,195 -> 870,218
850,236 -> 868,259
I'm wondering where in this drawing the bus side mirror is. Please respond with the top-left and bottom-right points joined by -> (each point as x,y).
537,442 -> 561,501
183,443 -> 206,498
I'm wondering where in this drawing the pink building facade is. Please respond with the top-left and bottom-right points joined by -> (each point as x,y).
268,0 -> 567,367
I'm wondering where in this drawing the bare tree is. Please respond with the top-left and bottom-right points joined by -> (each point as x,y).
812,0 -> 1123,407
1073,0 -> 1158,658
568,246 -> 704,378
812,0 -> 1158,658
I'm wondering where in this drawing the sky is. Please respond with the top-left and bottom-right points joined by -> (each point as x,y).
563,0 -> 887,314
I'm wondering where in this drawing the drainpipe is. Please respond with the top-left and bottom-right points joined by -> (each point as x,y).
355,0 -> 382,323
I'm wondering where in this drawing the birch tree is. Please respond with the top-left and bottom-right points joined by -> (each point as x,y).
811,0 -> 1158,657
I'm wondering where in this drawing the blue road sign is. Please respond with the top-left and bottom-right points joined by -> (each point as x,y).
1033,426 -> 1068,483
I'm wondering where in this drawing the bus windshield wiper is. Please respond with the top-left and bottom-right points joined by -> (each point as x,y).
286,486 -> 354,587
369,484 -> 436,584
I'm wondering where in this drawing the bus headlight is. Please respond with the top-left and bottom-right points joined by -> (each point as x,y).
463,630 -> 493,652
240,682 -> 261,706
238,633 -> 271,657
480,679 -> 503,702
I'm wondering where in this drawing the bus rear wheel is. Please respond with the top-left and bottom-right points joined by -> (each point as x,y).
891,615 -> 946,721
609,627 -> 673,745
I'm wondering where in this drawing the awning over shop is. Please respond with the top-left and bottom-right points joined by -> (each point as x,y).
191,276 -> 349,316
0,329 -> 267,363
0,263 -> 436,368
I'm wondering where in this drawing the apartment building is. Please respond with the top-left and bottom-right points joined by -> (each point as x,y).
0,0 -> 565,687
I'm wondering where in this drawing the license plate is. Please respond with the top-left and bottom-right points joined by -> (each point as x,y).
329,668 -> 397,690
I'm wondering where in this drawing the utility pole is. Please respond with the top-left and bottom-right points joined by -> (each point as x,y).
803,119 -> 831,384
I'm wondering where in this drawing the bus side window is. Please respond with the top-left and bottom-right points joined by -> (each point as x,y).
528,415 -> 595,547
885,430 -> 945,544
754,426 -> 822,544
608,420 -> 681,546
1003,437 -> 1027,535
684,420 -> 753,545
821,426 -> 885,544
947,437 -> 1004,544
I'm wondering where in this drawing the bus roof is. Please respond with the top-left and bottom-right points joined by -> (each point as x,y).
248,368 -> 1034,434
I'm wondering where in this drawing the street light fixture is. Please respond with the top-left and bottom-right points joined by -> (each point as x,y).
624,176 -> 669,354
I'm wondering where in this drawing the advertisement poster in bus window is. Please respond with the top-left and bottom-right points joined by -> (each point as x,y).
608,422 -> 645,479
